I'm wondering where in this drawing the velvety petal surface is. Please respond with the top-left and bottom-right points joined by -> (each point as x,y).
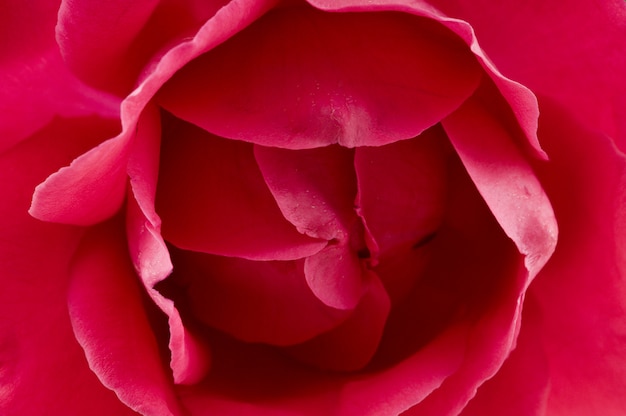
459,295 -> 549,416
254,145 -> 363,309
306,0 -> 547,158
442,94 -> 557,276
163,250 -> 351,346
0,0 -> 121,153
528,101 -> 626,415
285,271 -> 390,372
68,220 -> 184,416
30,0 -> 276,226
156,116 -> 325,261
56,0 -> 233,95
126,106 -> 210,385
0,117 -> 138,416
354,127 -> 448,300
157,5 -> 482,149
428,0 -> 626,147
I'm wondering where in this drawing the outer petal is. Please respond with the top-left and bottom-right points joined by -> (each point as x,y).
68,220 -> 184,416
30,0 -> 277,226
529,101 -> 626,415
442,94 -> 557,276
306,0 -> 547,158
0,118 -> 137,415
427,0 -> 626,147
0,0 -> 120,153
459,295 -> 549,416
157,5 -> 481,149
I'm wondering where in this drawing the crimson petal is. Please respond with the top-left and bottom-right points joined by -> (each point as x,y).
157,6 -> 481,149
68,221 -> 184,415
156,117 -> 325,261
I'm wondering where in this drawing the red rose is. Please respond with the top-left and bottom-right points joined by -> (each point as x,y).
2,0 -> 625,415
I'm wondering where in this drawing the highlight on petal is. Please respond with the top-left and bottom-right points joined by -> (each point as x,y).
155,116 -> 325,261
125,105 -> 211,385
29,132 -> 131,226
306,0 -> 547,158
30,0 -> 276,227
0,116 -> 139,416
68,220 -> 184,415
442,94 -> 557,277
426,0 -> 626,148
157,5 -> 481,149
127,191 -> 211,386
254,144 -> 366,309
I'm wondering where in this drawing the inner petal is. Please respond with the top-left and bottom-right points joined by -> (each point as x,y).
155,114 -> 325,261
157,5 -> 482,149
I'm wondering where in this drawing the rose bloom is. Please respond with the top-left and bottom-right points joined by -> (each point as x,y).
2,0 -> 625,415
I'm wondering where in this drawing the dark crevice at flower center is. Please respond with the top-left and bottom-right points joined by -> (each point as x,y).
412,232 -> 438,250
356,247 -> 371,259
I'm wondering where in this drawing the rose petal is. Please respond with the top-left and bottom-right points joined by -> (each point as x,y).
307,0 -> 547,159
0,118 -> 138,415
162,250 -> 349,346
303,243 -> 365,310
254,144 -> 364,309
56,0 -> 233,95
125,106 -> 211,385
174,324 -> 468,416
286,271 -> 391,372
459,295 -> 549,416
0,0 -> 120,153
157,6 -> 481,149
442,94 -> 557,277
156,116 -> 325,261
427,0 -> 626,148
68,220 -> 184,415
56,0 -> 160,93
352,130 -> 449,305
529,101 -> 626,415
354,126 -> 448,254
30,0 -> 276,226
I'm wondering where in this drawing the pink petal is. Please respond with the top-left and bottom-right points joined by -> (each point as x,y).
30,0 -> 276,226
528,101 -> 626,415
68,220 -> 184,415
254,144 -> 364,309
175,147 -> 528,416
307,0 -> 547,159
56,0 -> 234,95
459,296 -> 549,416
286,271 -> 391,372
0,0 -> 120,153
157,5 -> 482,149
442,93 -> 557,278
354,127 -> 448,253
354,126 -> 449,297
155,116 -> 325,261
162,249 -> 349,346
304,243 -> 365,310
125,106 -> 210,385
0,118 -> 138,415
56,0 -> 161,93
427,0 -> 626,148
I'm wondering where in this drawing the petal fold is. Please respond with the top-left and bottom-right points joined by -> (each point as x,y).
158,6 -> 481,149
